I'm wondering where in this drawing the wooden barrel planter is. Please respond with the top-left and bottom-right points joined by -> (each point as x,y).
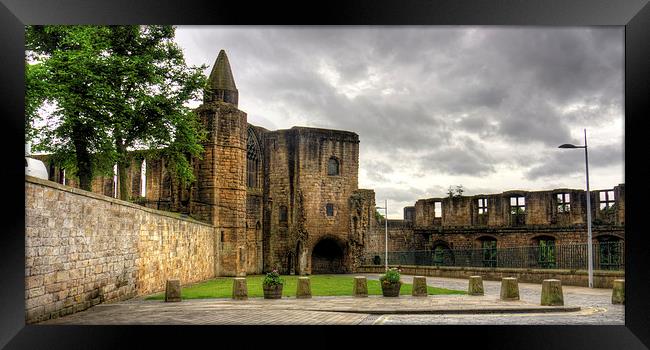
263,284 -> 283,299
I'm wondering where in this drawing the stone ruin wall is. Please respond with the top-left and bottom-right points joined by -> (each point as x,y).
262,127 -> 360,274
25,176 -> 215,324
363,185 -> 625,256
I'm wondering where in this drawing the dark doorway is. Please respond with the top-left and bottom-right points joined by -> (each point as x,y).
311,238 -> 345,274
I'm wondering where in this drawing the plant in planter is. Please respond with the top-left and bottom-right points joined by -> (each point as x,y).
379,267 -> 402,297
262,269 -> 284,299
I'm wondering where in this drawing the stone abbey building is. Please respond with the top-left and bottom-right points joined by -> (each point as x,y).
40,50 -> 625,276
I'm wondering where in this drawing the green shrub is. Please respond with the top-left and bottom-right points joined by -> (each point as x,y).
263,269 -> 284,286
379,267 -> 401,285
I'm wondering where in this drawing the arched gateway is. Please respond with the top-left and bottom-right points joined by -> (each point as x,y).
311,237 -> 347,274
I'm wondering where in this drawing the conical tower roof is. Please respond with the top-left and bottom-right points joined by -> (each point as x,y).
204,49 -> 239,106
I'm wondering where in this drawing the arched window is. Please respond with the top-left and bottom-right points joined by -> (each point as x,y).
597,235 -> 623,270
533,236 -> 556,268
247,128 -> 260,188
478,236 -> 497,267
327,157 -> 339,176
140,159 -> 147,197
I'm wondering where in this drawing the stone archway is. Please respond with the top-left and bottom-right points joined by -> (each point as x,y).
311,237 -> 346,274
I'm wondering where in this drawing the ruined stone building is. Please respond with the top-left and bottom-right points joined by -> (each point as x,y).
38,50 -> 625,276
40,50 -> 378,276
365,185 -> 625,270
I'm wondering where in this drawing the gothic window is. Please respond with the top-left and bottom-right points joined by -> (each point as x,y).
247,128 -> 260,188
140,159 -> 147,197
557,193 -> 570,213
510,196 -> 526,226
599,190 -> 615,210
327,157 -> 339,176
326,203 -> 334,216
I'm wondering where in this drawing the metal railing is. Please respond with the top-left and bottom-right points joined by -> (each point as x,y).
362,242 -> 624,271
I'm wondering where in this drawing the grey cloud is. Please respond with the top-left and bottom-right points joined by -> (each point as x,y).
526,144 -> 624,180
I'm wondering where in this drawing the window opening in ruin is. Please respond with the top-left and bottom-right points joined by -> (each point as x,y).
477,198 -> 488,214
434,201 -> 442,218
247,128 -> 260,188
599,190 -> 615,210
557,193 -> 570,213
113,164 -> 118,198
536,237 -> 556,268
62,169 -> 66,186
479,238 -> 497,267
326,203 -> 334,216
510,196 -> 525,226
279,206 -> 288,225
327,157 -> 339,176
598,236 -> 623,270
140,159 -> 147,197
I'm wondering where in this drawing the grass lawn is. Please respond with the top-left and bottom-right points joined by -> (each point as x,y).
146,275 -> 466,300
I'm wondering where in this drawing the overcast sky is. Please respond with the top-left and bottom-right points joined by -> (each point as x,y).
174,26 -> 624,218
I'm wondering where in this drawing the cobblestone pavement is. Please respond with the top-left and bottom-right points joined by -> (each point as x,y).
38,274 -> 624,325
362,274 -> 624,325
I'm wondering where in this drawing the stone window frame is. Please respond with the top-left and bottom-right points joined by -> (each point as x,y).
279,205 -> 288,226
477,198 -> 488,215
599,190 -> 615,210
433,201 -> 442,218
509,195 -> 526,226
556,192 -> 571,213
327,157 -> 340,176
247,128 -> 261,189
326,203 -> 335,217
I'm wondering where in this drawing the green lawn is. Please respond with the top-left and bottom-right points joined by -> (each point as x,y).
146,275 -> 466,300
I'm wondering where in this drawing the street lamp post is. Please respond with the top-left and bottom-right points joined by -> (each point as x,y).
376,200 -> 388,271
559,128 -> 593,288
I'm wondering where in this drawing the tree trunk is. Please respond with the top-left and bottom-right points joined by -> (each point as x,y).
72,120 -> 93,191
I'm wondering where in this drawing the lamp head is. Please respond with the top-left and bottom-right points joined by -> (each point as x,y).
558,144 -> 578,149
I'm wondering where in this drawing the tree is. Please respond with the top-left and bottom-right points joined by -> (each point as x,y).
25,25 -> 207,199
447,185 -> 465,198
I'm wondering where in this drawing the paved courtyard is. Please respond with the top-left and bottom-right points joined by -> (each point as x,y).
39,274 -> 624,325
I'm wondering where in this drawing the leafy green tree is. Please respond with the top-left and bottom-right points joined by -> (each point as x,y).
25,25 -> 207,199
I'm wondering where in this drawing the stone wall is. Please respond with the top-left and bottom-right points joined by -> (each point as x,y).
25,176 -> 215,324
356,265 -> 624,288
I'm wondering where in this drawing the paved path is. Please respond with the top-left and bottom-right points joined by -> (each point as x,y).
39,274 -> 624,325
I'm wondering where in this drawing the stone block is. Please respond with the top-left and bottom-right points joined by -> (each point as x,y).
500,277 -> 519,301
468,275 -> 484,296
612,279 -> 625,304
540,279 -> 564,306
353,276 -> 368,297
232,277 -> 248,300
411,276 -> 428,297
165,279 -> 181,302
296,277 -> 312,299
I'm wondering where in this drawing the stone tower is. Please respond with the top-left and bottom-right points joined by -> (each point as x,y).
191,50 -> 248,277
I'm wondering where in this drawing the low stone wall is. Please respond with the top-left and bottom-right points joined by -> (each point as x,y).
356,265 -> 624,288
25,176 -> 216,323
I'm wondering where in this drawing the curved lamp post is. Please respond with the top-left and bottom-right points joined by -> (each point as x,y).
559,128 -> 593,288
376,200 -> 388,271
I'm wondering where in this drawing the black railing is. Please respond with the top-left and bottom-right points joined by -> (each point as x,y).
362,242 -> 624,271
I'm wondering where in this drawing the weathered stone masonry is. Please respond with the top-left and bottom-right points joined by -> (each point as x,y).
25,176 -> 215,324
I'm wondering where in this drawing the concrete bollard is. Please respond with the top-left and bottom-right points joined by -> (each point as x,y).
540,279 -> 564,306
232,277 -> 248,300
468,276 -> 484,296
412,276 -> 428,297
353,276 -> 368,297
165,279 -> 181,302
612,279 -> 625,304
500,277 -> 520,301
296,277 -> 312,299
